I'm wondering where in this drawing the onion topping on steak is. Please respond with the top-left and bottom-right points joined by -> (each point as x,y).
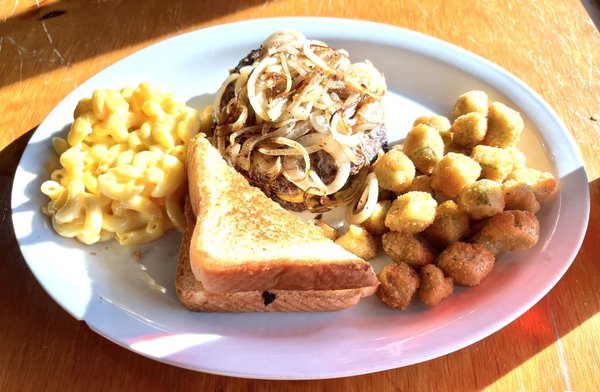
211,30 -> 387,212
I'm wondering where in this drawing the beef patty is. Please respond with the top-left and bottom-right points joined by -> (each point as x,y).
240,124 -> 387,212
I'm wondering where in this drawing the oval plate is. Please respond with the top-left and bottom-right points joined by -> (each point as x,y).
11,18 -> 589,379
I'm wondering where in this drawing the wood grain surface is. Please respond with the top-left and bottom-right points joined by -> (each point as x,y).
1,0 -> 599,391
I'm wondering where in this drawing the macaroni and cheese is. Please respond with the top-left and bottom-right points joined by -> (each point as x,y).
41,82 -> 204,245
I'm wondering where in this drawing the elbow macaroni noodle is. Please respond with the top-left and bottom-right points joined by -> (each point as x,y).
41,82 -> 209,245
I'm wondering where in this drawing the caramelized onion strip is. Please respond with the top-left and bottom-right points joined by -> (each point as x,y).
346,172 -> 379,224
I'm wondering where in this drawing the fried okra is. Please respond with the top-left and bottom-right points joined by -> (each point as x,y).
450,112 -> 487,148
361,200 -> 391,236
377,262 -> 420,310
430,153 -> 481,198
458,179 -> 505,220
382,231 -> 434,267
451,90 -> 489,119
483,102 -> 524,148
418,264 -> 454,306
335,225 -> 378,260
403,124 -> 445,174
471,145 -> 513,182
502,180 -> 540,214
506,167 -> 557,203
423,200 -> 470,247
406,174 -> 434,195
505,146 -> 526,170
312,220 -> 339,241
471,210 -> 540,254
413,115 -> 453,151
413,114 -> 451,133
385,191 -> 437,233
436,242 -> 495,286
374,148 -> 415,193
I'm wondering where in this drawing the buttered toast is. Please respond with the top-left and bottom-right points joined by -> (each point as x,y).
176,201 -> 376,312
187,135 -> 378,293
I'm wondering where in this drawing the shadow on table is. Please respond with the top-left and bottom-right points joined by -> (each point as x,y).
581,0 -> 600,30
1,124 -> 598,390
0,0 -> 269,90
0,127 -> 35,266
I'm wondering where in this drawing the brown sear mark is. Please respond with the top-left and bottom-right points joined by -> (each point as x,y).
262,291 -> 277,306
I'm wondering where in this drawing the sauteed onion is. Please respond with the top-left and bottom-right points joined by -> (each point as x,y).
212,30 -> 386,211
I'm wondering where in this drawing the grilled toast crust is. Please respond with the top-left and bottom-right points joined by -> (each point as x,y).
187,135 -> 378,293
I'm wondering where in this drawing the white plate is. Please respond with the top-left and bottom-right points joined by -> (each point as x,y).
12,18 -> 589,379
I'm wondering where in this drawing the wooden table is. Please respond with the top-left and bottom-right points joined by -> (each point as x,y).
1,1 -> 598,390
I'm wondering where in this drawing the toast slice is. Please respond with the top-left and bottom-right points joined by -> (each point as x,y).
176,201 -> 376,312
187,135 -> 378,293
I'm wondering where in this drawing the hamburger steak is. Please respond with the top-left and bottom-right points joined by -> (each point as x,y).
211,31 -> 388,212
